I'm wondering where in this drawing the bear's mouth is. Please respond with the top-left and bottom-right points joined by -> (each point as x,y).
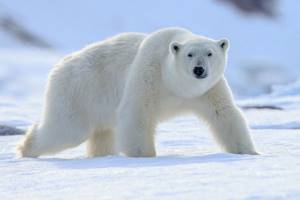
194,73 -> 208,79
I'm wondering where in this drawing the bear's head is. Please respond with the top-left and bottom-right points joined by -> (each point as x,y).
163,37 -> 229,98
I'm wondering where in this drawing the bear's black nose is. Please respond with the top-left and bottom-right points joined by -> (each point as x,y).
193,66 -> 206,79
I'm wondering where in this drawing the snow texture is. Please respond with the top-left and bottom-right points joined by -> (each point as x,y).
1,114 -> 300,200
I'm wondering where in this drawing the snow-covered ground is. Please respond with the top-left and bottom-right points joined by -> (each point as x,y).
1,110 -> 300,199
0,49 -> 60,129
5,122 -> 300,200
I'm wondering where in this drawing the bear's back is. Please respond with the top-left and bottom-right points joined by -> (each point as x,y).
82,33 -> 147,70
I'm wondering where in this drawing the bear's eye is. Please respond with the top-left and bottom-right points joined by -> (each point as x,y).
188,53 -> 193,57
207,52 -> 212,57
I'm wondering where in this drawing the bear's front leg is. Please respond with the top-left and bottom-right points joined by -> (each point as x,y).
194,78 -> 258,155
116,92 -> 157,157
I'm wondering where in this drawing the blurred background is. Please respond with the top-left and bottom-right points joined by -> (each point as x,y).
0,0 -> 299,103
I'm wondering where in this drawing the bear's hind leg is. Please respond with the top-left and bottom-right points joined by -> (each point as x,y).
86,129 -> 116,157
18,122 -> 91,157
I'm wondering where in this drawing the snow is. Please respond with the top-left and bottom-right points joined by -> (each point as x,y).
1,115 -> 300,200
0,49 -> 60,129
251,121 -> 300,129
1,1 -> 300,199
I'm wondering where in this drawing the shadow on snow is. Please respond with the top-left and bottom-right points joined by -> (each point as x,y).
33,153 -> 258,169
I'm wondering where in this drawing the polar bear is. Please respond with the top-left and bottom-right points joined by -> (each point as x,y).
18,27 -> 257,158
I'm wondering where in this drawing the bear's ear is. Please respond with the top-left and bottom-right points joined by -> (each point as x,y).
217,38 -> 230,52
170,41 -> 181,55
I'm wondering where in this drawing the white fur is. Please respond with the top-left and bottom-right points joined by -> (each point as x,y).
17,27 -> 257,158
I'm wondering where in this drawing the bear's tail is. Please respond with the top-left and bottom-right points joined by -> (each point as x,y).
17,124 -> 39,158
